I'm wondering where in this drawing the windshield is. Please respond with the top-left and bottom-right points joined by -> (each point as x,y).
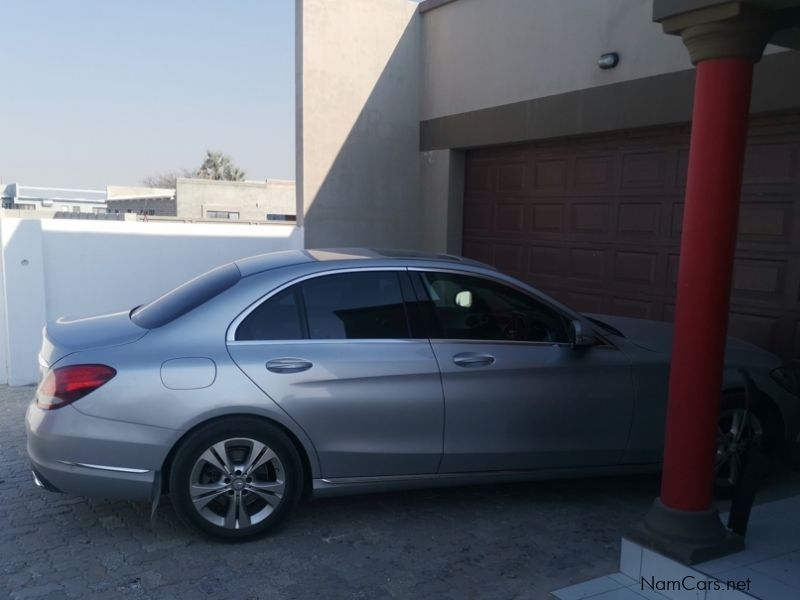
131,263 -> 241,329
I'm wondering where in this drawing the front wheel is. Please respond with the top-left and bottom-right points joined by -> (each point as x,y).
169,418 -> 303,541
714,396 -> 782,496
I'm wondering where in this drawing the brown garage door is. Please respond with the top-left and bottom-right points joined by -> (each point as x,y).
462,113 -> 800,366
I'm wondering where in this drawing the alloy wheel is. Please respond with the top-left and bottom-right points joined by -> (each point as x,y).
188,437 -> 285,530
715,408 -> 763,490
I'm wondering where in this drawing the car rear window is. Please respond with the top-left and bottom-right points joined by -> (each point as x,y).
131,263 -> 241,329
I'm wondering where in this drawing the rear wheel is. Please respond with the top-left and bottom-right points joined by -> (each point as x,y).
169,418 -> 303,540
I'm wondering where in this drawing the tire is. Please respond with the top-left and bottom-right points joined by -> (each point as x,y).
714,394 -> 783,497
169,417 -> 303,541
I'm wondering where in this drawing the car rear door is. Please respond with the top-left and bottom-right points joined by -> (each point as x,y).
226,269 -> 444,479
411,269 -> 635,473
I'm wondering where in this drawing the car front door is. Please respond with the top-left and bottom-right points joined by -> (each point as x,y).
412,270 -> 635,473
227,269 -> 444,479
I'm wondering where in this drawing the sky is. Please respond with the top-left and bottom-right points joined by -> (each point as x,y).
0,0 -> 295,190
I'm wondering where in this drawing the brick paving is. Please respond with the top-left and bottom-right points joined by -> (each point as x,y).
1,384 -> 665,599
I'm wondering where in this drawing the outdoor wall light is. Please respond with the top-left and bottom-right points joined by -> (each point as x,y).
597,52 -> 619,69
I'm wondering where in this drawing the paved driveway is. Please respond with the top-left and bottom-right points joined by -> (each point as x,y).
0,384 -> 662,599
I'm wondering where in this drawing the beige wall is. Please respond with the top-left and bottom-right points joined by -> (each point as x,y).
420,149 -> 464,254
175,178 -> 296,221
107,197 -> 177,216
300,0 -> 790,255
421,0 -> 786,121
422,0 -> 692,120
298,0 -> 699,253
107,185 -> 176,216
297,0 -> 422,249
107,185 -> 175,200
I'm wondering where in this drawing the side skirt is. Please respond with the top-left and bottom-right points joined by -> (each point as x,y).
311,463 -> 660,498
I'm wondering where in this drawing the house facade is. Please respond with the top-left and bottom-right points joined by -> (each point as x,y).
174,178 -> 296,222
106,178 -> 296,222
296,0 -> 800,366
106,185 -> 177,217
1,184 -> 107,215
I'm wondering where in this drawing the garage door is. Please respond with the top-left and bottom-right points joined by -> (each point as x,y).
462,113 -> 800,366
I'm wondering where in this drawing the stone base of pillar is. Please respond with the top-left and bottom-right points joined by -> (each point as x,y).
626,498 -> 744,565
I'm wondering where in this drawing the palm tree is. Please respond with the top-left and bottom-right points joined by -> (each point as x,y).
195,150 -> 246,181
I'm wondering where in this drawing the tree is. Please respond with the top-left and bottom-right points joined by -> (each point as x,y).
141,169 -> 192,188
195,150 -> 246,181
141,150 -> 246,188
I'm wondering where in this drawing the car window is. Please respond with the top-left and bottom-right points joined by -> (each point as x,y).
235,286 -> 305,341
302,272 -> 410,339
235,271 -> 412,341
132,262 -> 241,329
419,272 -> 569,343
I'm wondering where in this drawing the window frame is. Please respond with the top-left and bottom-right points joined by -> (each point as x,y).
206,210 -> 240,220
266,213 -> 297,222
227,267 -> 420,344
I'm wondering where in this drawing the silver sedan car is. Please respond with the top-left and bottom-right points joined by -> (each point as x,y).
26,249 -> 800,540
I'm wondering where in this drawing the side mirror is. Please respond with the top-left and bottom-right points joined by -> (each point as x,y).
571,319 -> 598,348
454,290 -> 473,308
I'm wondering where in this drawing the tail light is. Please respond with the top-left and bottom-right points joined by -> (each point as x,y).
36,364 -> 117,410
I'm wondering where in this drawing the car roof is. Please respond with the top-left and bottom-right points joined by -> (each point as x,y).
234,248 -> 493,277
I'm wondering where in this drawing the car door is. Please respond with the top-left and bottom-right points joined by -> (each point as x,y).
226,269 -> 444,479
412,269 -> 635,473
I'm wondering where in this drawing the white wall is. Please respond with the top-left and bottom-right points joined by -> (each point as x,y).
0,220 -> 48,387
297,0 -> 422,249
0,225 -> 5,385
0,218 -> 303,385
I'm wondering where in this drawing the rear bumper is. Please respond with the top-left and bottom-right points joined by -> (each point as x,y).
28,457 -> 156,501
31,467 -> 63,493
26,401 -> 177,501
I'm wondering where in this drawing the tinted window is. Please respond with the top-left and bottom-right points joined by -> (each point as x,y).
235,287 -> 304,341
302,272 -> 410,339
131,263 -> 241,329
419,272 -> 569,343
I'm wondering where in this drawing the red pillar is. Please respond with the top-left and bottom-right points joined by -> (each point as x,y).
660,58 -> 755,512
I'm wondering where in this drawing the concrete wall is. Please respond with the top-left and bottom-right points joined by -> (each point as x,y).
298,0 -> 789,255
107,185 -> 176,200
420,0 -> 787,120
422,0 -> 686,120
0,218 -> 303,385
106,185 -> 178,216
419,149 -> 464,254
107,197 -> 177,216
175,178 -> 296,221
297,0 -> 422,249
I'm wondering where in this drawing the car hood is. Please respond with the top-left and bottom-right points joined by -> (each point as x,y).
42,310 -> 148,366
583,313 -> 780,369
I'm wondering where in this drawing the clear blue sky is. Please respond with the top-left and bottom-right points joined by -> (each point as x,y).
0,0 -> 295,190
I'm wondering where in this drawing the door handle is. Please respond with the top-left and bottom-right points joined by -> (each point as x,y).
453,353 -> 495,368
266,358 -> 313,374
